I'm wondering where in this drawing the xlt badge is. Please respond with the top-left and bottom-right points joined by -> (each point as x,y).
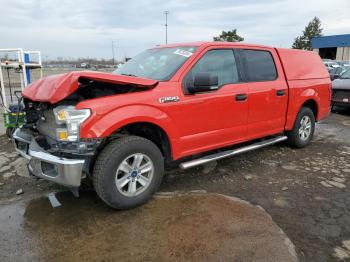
159,96 -> 180,103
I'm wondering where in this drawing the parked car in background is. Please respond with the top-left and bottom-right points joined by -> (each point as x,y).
13,42 -> 331,209
79,62 -> 91,69
323,60 -> 340,72
337,61 -> 350,68
330,66 -> 348,81
332,69 -> 350,108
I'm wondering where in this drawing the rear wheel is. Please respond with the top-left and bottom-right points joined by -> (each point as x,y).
286,107 -> 315,148
93,136 -> 164,209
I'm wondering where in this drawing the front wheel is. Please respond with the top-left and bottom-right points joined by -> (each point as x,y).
93,136 -> 164,209
286,107 -> 315,148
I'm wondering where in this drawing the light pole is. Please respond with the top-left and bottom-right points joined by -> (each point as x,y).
164,11 -> 169,45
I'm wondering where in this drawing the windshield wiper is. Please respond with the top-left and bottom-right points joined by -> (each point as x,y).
120,73 -> 138,77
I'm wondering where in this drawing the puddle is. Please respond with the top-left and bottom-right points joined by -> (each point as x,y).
0,192 -> 298,262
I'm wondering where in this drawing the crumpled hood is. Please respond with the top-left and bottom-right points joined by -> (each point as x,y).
22,71 -> 158,104
332,78 -> 350,90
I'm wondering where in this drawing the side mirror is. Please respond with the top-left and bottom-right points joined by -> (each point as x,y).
188,72 -> 219,93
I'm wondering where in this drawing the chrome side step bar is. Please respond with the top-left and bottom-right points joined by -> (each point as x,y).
179,136 -> 287,170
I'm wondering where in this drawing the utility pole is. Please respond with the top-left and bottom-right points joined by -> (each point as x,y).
111,40 -> 115,65
164,11 -> 169,45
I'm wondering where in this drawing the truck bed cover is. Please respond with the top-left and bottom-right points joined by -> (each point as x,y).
276,48 -> 329,80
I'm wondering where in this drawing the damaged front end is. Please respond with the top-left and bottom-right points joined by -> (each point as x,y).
13,128 -> 86,188
12,99 -> 103,187
12,71 -> 157,187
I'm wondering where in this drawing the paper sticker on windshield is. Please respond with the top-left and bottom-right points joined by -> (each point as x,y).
174,49 -> 193,57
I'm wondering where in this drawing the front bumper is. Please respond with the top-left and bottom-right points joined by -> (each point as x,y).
12,128 -> 85,187
332,99 -> 350,107
332,89 -> 350,107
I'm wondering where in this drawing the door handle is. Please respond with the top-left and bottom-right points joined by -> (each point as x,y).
276,90 -> 285,96
235,94 -> 247,101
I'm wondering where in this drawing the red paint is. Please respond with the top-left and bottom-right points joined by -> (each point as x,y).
24,42 -> 331,160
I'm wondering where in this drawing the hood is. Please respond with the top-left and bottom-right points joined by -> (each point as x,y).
22,71 -> 158,104
332,78 -> 350,90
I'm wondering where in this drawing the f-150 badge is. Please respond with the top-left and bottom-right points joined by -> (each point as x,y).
159,96 -> 180,103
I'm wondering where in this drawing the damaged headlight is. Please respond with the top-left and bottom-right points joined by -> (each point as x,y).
53,106 -> 91,142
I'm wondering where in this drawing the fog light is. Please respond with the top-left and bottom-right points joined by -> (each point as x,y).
41,162 -> 58,177
57,129 -> 68,141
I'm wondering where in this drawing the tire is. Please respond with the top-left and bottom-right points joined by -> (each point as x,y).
286,107 -> 315,148
6,127 -> 14,138
93,136 -> 164,209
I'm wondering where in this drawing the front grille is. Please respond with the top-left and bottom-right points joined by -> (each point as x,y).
23,99 -> 49,124
36,110 -> 59,139
332,89 -> 350,100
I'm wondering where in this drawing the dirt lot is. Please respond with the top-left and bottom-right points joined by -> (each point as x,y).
0,109 -> 350,261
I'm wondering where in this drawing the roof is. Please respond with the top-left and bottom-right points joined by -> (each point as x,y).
154,41 -> 272,49
311,34 -> 350,49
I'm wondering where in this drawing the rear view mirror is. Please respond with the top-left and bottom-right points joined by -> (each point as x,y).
188,72 -> 219,93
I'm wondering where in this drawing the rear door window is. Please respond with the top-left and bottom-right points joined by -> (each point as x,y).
241,50 -> 277,82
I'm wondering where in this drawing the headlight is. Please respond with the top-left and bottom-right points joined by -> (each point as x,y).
53,106 -> 91,142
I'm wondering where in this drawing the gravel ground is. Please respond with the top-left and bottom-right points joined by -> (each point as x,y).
0,107 -> 350,261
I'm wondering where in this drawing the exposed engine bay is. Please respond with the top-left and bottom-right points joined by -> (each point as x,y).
62,77 -> 149,102
21,78 -> 152,157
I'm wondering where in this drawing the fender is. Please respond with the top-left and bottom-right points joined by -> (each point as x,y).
79,104 -> 182,157
285,87 -> 320,130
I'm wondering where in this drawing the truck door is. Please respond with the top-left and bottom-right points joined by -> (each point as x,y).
238,49 -> 288,139
175,49 -> 249,156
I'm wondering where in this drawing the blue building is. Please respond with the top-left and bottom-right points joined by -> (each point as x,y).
311,34 -> 350,60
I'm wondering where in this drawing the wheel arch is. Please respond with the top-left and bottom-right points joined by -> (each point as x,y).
285,88 -> 321,130
116,121 -> 173,162
301,99 -> 318,119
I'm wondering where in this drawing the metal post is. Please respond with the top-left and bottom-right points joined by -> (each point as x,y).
0,62 -> 7,109
37,51 -> 43,78
164,11 -> 169,45
19,49 -> 28,89
24,53 -> 31,84
17,50 -> 25,91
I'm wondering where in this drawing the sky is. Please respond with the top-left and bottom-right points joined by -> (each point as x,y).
0,0 -> 349,60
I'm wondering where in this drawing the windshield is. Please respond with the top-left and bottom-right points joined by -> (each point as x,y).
340,69 -> 350,79
114,46 -> 197,81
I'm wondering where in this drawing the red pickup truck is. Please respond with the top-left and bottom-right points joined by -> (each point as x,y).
13,42 -> 331,209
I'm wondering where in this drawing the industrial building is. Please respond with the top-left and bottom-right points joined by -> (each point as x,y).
312,34 -> 350,60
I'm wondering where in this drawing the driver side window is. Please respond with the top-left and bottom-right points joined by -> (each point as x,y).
184,49 -> 239,90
